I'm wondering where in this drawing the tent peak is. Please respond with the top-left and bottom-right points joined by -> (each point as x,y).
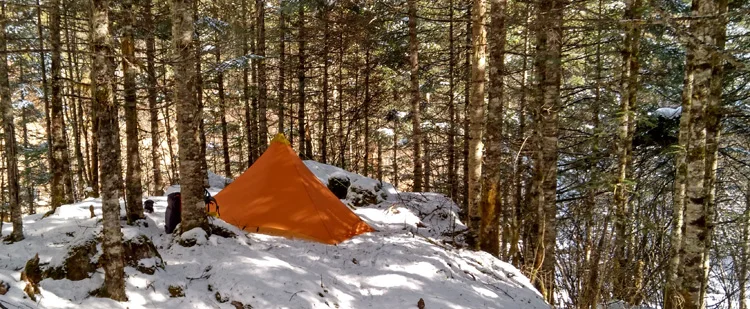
271,133 -> 290,146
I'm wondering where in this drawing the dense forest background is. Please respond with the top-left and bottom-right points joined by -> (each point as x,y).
0,0 -> 749,307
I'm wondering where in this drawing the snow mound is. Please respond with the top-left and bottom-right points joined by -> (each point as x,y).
653,106 -> 682,119
208,170 -> 232,189
0,164 -> 546,309
304,160 -> 398,200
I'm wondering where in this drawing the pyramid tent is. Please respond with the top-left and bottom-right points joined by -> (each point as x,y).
213,134 -> 374,244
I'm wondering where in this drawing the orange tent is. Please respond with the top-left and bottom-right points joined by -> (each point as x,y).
213,134 -> 374,244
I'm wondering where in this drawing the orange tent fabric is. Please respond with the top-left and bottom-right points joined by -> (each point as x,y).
213,134 -> 374,244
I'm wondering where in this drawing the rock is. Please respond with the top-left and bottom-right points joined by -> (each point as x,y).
327,174 -> 351,199
123,235 -> 164,275
209,222 -> 237,238
45,239 -> 98,281
0,280 -> 9,295
215,291 -> 229,303
20,254 -> 41,300
349,185 -> 378,207
168,285 -> 185,298
231,300 -> 254,309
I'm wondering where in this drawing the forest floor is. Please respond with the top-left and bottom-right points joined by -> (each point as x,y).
0,162 -> 547,309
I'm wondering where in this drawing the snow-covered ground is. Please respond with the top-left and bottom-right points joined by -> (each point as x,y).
0,162 -> 547,309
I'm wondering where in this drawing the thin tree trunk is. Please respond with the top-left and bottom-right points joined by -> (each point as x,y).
145,0 -> 163,196
530,0 -> 564,302
462,12 -> 471,215
363,47 -> 371,177
256,0 -> 268,150
50,0 -> 73,209
321,8 -> 330,164
91,0 -> 126,300
467,0 -> 486,250
216,42 -> 231,179
297,3 -> 307,158
278,0 -> 286,136
122,0 -> 144,223
665,47 -> 694,309
174,0 -> 208,234
64,9 -> 86,198
0,3 -> 23,241
479,0 -> 506,256
408,0 -> 422,192
700,0 -> 727,302
250,4 -> 259,162
242,0 -> 253,167
337,31 -> 345,168
740,182 -> 750,309
612,0 -> 642,300
448,0 -> 457,202
36,0 -> 55,198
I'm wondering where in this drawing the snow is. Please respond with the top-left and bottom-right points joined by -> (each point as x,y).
0,162 -> 546,309
377,127 -> 395,137
653,106 -> 682,119
208,170 -> 232,189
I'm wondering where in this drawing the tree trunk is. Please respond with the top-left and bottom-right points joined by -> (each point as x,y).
63,9 -> 87,198
122,0 -> 144,223
91,0 -> 126,300
448,0 -> 457,202
479,0 -> 506,256
297,3 -> 308,158
462,13 -> 471,215
408,0 -> 422,192
665,45 -> 694,309
173,0 -> 208,234
612,0 -> 642,300
36,0 -> 56,198
363,47 -> 371,177
740,182 -> 750,309
193,0 -> 208,188
50,0 -> 74,209
530,0 -> 564,302
216,43 -> 231,179
467,0 -> 486,250
0,3 -> 23,241
145,0 -> 163,196
256,0 -> 268,150
241,0 -> 254,167
677,0 -> 724,305
321,8 -> 330,164
278,0 -> 286,136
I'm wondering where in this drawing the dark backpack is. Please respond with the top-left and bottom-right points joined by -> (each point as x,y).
144,200 -> 155,213
165,193 -> 181,234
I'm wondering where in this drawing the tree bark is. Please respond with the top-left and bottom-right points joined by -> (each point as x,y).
0,3 -> 23,241
173,0 -> 208,234
530,0 -> 564,302
91,0 -> 126,300
467,0 -> 486,250
36,0 -> 56,198
122,0 -> 144,223
612,0 -> 642,300
740,182 -> 750,309
479,0 -> 506,256
408,0 -> 422,192
297,3 -> 308,158
448,0 -> 457,202
216,42 -> 231,179
193,0 -> 208,188
241,0 -> 253,167
50,0 -> 74,209
256,0 -> 268,150
321,8 -> 330,164
145,0 -> 163,196
462,12 -> 471,215
278,0 -> 286,137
